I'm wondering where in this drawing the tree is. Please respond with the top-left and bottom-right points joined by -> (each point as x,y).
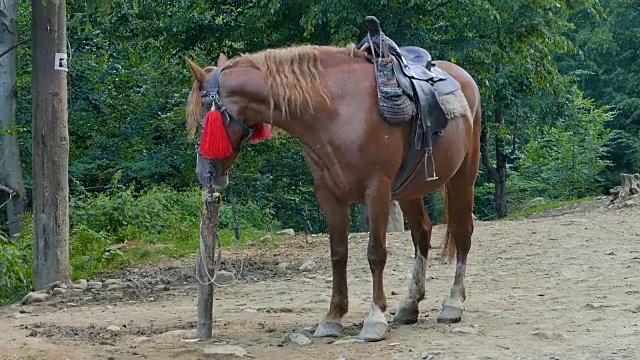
440,0 -> 600,217
31,0 -> 70,289
0,0 -> 27,237
508,89 -> 614,203
559,0 -> 640,188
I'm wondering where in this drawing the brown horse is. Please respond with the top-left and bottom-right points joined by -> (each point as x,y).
185,41 -> 481,341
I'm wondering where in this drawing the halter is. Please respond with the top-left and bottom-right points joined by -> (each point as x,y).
195,66 -> 259,156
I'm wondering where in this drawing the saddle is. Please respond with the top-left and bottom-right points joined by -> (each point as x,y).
357,16 -> 461,193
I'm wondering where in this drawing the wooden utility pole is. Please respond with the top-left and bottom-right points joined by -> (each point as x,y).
31,0 -> 70,289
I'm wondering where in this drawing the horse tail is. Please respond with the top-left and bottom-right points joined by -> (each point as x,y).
440,183 -> 457,264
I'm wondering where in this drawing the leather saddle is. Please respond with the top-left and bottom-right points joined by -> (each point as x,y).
357,15 -> 462,191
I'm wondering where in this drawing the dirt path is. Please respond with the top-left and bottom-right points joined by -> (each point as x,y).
1,198 -> 639,360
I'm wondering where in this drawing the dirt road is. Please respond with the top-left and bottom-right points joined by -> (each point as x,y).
1,197 -> 639,360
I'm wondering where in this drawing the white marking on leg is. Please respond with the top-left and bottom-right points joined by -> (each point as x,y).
450,256 -> 467,300
359,301 -> 389,341
366,301 -> 387,324
407,254 -> 427,302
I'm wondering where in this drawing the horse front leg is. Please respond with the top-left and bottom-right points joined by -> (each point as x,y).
313,186 -> 350,338
358,178 -> 391,342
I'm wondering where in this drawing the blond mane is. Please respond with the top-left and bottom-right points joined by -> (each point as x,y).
186,66 -> 215,138
228,44 -> 362,121
185,43 -> 364,136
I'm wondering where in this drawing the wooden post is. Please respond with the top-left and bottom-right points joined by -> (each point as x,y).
197,191 -> 221,339
31,0 -> 70,290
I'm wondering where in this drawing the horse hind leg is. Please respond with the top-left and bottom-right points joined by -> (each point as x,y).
392,197 -> 432,325
437,160 -> 477,323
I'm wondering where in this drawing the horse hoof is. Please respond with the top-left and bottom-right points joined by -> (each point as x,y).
313,321 -> 343,337
437,304 -> 463,323
392,306 -> 419,325
358,320 -> 388,342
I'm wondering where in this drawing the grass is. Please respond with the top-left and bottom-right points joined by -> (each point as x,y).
67,222 -> 285,282
75,227 -> 282,279
503,196 -> 598,220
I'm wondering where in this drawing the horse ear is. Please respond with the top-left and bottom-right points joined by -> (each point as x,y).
217,53 -> 228,67
185,57 -> 207,85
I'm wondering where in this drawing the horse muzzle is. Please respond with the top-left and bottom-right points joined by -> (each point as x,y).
196,154 -> 229,190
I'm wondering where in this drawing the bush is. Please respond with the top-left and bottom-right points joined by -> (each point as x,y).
66,176 -> 281,277
0,230 -> 32,304
510,92 -> 613,203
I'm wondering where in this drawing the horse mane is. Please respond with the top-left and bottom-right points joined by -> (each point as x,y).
227,43 -> 364,121
186,65 -> 215,138
185,43 -> 365,136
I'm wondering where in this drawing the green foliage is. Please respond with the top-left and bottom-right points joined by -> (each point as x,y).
559,0 -> 640,186
68,224 -> 122,281
473,182 -> 499,220
221,134 -> 322,232
65,180 -> 280,281
0,231 -> 32,304
70,172 -> 200,243
509,90 -> 613,203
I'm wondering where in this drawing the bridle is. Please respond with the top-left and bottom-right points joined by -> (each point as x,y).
193,65 -> 252,288
195,66 -> 258,155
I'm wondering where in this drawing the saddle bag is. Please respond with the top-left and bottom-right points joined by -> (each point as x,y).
373,47 -> 415,124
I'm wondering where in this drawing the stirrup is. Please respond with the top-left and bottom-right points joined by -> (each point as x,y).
425,148 -> 438,181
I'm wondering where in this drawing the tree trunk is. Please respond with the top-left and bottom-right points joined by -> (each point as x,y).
0,0 -> 27,237
358,203 -> 369,232
480,107 -> 508,218
493,107 -> 508,218
387,200 -> 404,232
31,0 -> 70,290
358,201 -> 404,233
609,173 -> 640,208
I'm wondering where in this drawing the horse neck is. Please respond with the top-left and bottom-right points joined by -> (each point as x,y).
220,66 -> 317,139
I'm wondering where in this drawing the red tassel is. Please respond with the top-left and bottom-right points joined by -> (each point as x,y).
248,123 -> 272,142
199,110 -> 233,159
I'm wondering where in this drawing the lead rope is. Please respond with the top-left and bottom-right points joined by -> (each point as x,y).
194,192 -> 244,288
194,192 -> 220,286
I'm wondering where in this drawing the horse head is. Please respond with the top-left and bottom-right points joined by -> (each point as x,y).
185,54 -> 271,191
